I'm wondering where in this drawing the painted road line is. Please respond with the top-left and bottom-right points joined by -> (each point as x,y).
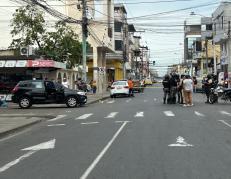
126,99 -> 132,103
115,121 -> 132,123
47,124 -> 66,127
154,98 -> 157,101
105,112 -> 118,119
144,100 -> 148,103
76,113 -> 93,120
80,121 -> 129,179
81,122 -> 99,125
0,139 -> 56,173
220,111 -> 231,116
194,111 -> 205,117
218,120 -> 231,128
168,136 -> 193,147
134,112 -> 144,118
164,111 -> 175,117
48,115 -> 66,122
107,100 -> 115,104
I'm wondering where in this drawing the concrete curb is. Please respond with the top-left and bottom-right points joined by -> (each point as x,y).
0,115 -> 55,139
87,95 -> 110,105
0,119 -> 42,139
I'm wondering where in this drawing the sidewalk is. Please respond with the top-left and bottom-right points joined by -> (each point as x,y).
0,92 -> 110,139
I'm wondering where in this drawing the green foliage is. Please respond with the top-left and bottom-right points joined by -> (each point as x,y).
10,5 -> 45,48
10,5 -> 84,69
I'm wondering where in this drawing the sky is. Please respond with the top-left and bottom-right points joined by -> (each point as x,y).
0,0 -> 222,76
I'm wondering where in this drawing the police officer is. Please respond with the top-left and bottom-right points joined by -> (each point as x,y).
204,75 -> 213,103
162,74 -> 170,104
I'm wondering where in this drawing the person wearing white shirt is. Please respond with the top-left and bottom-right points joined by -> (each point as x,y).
62,78 -> 69,88
183,75 -> 193,107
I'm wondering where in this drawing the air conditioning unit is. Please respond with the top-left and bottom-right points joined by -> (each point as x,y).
20,46 -> 35,56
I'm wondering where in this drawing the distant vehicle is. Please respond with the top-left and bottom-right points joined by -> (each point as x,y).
144,78 -> 152,85
110,80 -> 129,98
11,80 -> 87,109
133,80 -> 142,93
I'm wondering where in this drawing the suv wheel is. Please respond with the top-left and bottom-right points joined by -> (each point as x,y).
19,97 -> 32,109
66,96 -> 77,108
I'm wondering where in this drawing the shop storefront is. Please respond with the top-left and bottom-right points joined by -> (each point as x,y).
0,59 -> 79,96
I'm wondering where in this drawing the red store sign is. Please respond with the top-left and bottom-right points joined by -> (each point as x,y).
27,60 -> 55,67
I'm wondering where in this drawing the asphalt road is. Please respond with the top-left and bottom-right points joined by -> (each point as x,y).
1,85 -> 231,179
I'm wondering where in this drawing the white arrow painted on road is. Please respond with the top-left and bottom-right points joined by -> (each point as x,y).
134,112 -> 144,118
0,139 -> 56,173
168,136 -> 193,147
76,113 -> 93,120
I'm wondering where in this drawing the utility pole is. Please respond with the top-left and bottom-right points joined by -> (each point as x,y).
205,39 -> 208,75
81,0 -> 87,82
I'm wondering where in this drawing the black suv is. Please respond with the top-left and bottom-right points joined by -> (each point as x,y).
11,80 -> 87,109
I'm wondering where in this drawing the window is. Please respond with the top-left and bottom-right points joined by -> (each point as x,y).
19,82 -> 30,88
115,40 -> 123,51
206,24 -> 212,31
114,22 -> 122,32
31,81 -> 43,89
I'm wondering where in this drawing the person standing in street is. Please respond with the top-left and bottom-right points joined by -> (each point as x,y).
128,78 -> 134,97
183,75 -> 193,107
193,76 -> 198,93
204,75 -> 213,103
169,73 -> 178,104
177,74 -> 185,104
162,74 -> 170,104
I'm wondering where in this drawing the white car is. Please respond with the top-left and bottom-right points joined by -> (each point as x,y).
110,81 -> 129,98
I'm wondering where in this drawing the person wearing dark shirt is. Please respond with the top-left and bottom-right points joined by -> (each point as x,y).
162,74 -> 170,104
169,74 -> 178,104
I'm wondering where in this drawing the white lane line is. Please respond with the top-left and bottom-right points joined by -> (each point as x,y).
107,100 -> 115,104
47,124 -> 66,127
48,115 -> 66,122
0,151 -> 37,173
154,98 -> 157,101
134,112 -> 144,118
76,113 -> 93,120
220,111 -> 231,116
104,112 -> 118,119
218,120 -> 231,128
115,121 -> 132,123
144,100 -> 148,103
194,111 -> 205,117
81,122 -> 99,125
80,121 -> 129,179
164,111 -> 175,117
126,99 -> 132,103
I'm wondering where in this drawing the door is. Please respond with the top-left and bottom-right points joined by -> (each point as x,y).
30,81 -> 46,102
44,81 -> 57,102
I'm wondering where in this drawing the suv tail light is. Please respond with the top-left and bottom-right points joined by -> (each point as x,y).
11,85 -> 19,93
124,86 -> 129,89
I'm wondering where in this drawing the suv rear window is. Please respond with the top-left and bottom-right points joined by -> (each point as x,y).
31,81 -> 43,89
113,81 -> 127,86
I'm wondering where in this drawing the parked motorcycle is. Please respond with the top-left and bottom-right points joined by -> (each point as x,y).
209,85 -> 231,104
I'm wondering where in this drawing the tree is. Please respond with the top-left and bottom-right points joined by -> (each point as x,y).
10,5 -> 84,69
41,21 -> 82,68
10,5 -> 46,49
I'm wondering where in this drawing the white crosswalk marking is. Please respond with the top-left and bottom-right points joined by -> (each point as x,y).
164,111 -> 175,117
194,111 -> 205,117
134,112 -> 144,118
76,113 -> 93,120
107,100 -> 115,104
126,99 -> 132,103
220,111 -> 231,116
105,112 -> 118,119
